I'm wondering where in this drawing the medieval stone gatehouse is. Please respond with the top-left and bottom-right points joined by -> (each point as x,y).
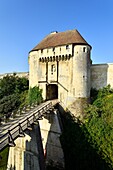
28,29 -> 113,117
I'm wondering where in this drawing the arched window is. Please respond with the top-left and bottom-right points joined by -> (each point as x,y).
83,47 -> 86,52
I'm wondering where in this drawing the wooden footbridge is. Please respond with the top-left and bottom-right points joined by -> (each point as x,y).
0,100 -> 58,152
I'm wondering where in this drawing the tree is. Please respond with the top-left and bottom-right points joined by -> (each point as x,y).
0,74 -> 29,115
28,86 -> 43,105
0,94 -> 21,116
0,74 -> 29,99
84,85 -> 113,169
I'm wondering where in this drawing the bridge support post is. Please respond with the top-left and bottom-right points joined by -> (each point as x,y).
39,108 -> 65,169
7,124 -> 45,170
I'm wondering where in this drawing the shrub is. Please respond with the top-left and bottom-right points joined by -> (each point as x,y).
84,85 -> 113,168
28,86 -> 43,105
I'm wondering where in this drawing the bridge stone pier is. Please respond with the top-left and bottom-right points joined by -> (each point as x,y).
7,124 -> 45,170
39,108 -> 64,168
2,101 -> 64,170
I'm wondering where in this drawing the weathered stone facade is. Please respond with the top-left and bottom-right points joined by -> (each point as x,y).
91,63 -> 113,89
1,30 -> 113,116
28,30 -> 92,117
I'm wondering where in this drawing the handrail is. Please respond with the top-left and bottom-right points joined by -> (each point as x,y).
0,101 -> 52,151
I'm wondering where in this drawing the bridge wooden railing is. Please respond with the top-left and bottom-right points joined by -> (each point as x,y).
0,101 -> 54,151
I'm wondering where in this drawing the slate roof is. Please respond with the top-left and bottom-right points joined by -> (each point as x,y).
30,29 -> 91,52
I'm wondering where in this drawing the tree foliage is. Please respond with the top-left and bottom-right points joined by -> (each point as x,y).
0,94 -> 21,115
0,74 -> 29,115
60,85 -> 113,170
84,85 -> 113,169
0,74 -> 43,116
0,74 -> 29,99
60,110 -> 110,170
19,86 -> 43,108
28,86 -> 43,105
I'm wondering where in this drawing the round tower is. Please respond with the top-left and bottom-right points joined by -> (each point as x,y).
67,44 -> 91,118
73,44 -> 91,98
28,51 -> 39,88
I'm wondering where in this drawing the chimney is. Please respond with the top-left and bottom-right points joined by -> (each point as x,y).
51,31 -> 58,34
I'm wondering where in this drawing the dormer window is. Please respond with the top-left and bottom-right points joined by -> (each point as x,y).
66,45 -> 70,50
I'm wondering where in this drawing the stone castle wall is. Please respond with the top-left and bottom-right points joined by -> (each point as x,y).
0,62 -> 113,118
91,63 -> 113,89
29,44 -> 91,103
0,72 -> 29,79
1,63 -> 113,92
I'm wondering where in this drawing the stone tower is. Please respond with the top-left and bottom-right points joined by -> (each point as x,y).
29,30 -> 92,117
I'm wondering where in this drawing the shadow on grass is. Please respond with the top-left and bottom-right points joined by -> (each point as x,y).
58,106 -> 111,170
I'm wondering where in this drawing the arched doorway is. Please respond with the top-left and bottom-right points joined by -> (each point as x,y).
46,84 -> 58,100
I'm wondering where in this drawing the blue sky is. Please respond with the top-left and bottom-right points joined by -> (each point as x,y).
0,0 -> 113,74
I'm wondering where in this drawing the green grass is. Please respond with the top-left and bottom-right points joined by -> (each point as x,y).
0,147 -> 9,170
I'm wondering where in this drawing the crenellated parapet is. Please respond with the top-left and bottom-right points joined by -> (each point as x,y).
39,54 -> 72,63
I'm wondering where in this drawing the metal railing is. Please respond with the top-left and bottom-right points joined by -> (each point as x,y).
0,101 -> 53,151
